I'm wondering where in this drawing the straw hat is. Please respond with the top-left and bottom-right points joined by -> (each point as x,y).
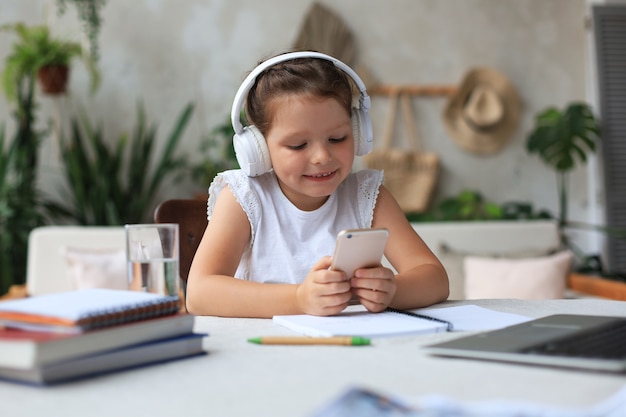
443,68 -> 521,155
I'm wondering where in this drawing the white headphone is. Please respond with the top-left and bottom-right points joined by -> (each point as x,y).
231,51 -> 373,177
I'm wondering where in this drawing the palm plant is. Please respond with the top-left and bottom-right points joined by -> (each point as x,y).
46,102 -> 194,225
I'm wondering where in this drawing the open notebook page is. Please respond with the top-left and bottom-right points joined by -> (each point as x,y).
273,305 -> 531,338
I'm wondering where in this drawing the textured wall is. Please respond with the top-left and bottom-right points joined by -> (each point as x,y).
1,0 -> 599,248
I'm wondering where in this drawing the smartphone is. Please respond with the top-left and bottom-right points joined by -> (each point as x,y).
330,228 -> 389,278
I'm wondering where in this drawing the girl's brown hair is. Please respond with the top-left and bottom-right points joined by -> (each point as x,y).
245,56 -> 353,136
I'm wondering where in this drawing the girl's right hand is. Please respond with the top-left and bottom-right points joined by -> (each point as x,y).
296,256 -> 352,316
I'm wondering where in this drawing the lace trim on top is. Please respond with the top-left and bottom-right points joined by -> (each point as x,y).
207,170 -> 260,243
356,169 -> 384,227
208,169 -> 383,245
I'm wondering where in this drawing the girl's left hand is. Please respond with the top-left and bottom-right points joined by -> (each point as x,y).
350,266 -> 396,313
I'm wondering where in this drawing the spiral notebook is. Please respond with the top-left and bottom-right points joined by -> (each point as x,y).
273,305 -> 531,338
0,289 -> 181,333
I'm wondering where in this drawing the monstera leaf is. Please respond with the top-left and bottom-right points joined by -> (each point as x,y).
526,101 -> 602,251
526,103 -> 600,173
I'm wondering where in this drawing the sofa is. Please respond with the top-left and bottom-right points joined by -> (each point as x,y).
26,220 -> 570,301
26,226 -> 127,296
406,220 -> 568,300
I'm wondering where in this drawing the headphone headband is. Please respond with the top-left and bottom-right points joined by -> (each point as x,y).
231,51 -> 371,134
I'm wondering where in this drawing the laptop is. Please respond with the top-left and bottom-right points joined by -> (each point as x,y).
425,314 -> 626,373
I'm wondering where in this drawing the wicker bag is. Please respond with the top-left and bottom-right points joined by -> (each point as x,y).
364,91 -> 439,213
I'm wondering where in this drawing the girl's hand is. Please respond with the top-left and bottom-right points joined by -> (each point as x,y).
350,266 -> 396,313
296,256 -> 352,316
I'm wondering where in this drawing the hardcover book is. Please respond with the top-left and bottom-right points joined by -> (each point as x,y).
0,313 -> 196,369
0,333 -> 207,385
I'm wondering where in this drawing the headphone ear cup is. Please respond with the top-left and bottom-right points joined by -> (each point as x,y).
352,108 -> 373,156
351,111 -> 362,155
233,125 -> 272,177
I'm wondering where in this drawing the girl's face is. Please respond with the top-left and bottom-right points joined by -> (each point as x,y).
264,94 -> 355,211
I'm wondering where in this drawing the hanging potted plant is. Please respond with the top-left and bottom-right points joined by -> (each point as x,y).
1,22 -> 99,101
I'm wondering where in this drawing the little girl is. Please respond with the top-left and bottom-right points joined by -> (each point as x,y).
186,51 -> 448,317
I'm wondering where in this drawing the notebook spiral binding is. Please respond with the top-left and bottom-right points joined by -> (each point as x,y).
386,307 -> 453,332
76,295 -> 181,331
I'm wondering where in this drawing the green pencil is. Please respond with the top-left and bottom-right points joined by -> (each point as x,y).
247,336 -> 371,346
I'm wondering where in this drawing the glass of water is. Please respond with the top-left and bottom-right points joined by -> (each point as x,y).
125,223 -> 180,298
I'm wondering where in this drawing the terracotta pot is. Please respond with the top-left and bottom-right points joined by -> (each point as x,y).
37,64 -> 70,95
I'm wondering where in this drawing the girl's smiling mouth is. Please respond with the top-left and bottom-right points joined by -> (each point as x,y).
305,170 -> 337,180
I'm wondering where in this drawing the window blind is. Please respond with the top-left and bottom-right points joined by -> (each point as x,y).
593,5 -> 626,274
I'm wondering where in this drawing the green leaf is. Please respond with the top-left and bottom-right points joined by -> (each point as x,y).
47,102 -> 194,225
1,22 -> 100,103
525,102 -> 600,225
526,102 -> 600,174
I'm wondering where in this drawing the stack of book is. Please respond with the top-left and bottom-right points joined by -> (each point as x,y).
0,288 -> 206,385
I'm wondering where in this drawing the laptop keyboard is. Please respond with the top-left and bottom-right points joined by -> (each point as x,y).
522,320 -> 626,359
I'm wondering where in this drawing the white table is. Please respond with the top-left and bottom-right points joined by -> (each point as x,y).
2,299 -> 625,417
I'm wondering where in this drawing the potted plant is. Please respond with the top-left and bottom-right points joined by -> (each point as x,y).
526,101 -> 626,298
0,22 -> 52,296
526,102 -> 600,233
406,190 -> 551,223
1,22 -> 99,101
0,22 -> 95,296
45,102 -> 194,225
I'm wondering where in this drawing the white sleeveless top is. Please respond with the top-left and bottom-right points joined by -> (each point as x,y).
207,169 -> 383,284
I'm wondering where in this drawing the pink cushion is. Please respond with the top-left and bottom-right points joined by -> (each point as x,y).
438,244 -> 555,300
63,247 -> 128,290
464,250 -> 573,299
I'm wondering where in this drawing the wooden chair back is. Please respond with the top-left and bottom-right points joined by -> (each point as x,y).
153,199 -> 208,283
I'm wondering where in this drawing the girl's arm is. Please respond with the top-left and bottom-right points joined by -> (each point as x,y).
185,186 -> 351,317
372,186 -> 449,309
186,186 -> 295,317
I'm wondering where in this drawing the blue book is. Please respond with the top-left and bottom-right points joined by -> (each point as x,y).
0,333 -> 207,385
